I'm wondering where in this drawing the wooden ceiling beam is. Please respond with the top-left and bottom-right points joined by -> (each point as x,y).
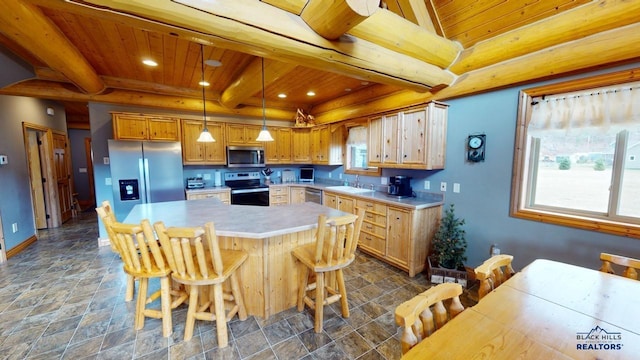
349,8 -> 460,69
314,22 -> 640,123
220,58 -> 297,109
72,0 -> 454,91
261,0 -> 308,15
0,0 -> 105,94
394,0 -> 436,32
449,0 -> 640,74
0,80 -> 298,121
301,0 -> 380,40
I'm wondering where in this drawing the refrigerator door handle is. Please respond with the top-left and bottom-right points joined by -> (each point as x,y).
144,158 -> 151,202
138,158 -> 147,203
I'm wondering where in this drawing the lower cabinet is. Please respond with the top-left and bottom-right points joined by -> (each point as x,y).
289,186 -> 306,204
185,189 -> 231,204
269,185 -> 289,206
325,192 -> 441,277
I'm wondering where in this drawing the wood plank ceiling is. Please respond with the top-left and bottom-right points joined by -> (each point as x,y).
0,0 -> 639,127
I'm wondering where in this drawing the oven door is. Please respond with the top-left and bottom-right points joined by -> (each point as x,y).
231,188 -> 270,206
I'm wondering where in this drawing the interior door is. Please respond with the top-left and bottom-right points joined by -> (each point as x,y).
53,132 -> 73,223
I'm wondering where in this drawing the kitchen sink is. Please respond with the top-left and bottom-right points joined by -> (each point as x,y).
325,186 -> 375,194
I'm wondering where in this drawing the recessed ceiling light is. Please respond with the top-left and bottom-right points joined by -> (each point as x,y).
278,93 -> 287,98
142,59 -> 158,67
199,81 -> 210,86
345,88 -> 352,92
361,81 -> 369,85
306,91 -> 316,96
205,59 -> 222,67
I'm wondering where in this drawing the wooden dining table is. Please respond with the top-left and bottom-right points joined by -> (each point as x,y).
402,259 -> 640,359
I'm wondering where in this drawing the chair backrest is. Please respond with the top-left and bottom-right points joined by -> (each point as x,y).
96,201 -> 121,254
109,219 -> 168,275
600,253 -> 640,280
154,221 -> 223,281
475,254 -> 515,300
395,283 -> 464,354
314,208 -> 364,269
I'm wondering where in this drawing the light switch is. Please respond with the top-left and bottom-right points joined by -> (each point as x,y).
0,155 -> 8,164
453,183 -> 460,193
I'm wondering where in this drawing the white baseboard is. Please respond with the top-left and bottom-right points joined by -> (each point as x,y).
98,237 -> 111,247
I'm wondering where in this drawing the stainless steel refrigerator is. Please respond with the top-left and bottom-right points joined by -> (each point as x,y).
108,140 -> 185,220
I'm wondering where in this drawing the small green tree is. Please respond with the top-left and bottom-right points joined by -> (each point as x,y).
558,158 -> 571,170
432,204 -> 467,269
594,158 -> 606,171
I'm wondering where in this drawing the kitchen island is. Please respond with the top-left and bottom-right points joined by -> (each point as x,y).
124,198 -> 351,318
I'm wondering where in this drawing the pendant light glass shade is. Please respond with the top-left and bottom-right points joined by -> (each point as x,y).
256,57 -> 274,142
197,44 -> 215,143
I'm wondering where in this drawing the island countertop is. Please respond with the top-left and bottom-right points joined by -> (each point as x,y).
123,198 -> 349,239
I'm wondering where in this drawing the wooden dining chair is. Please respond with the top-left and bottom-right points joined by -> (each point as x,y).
599,252 -> 640,280
395,283 -> 465,355
292,208 -> 365,333
474,254 -> 516,300
107,218 -> 187,337
96,200 -> 136,302
154,221 -> 248,347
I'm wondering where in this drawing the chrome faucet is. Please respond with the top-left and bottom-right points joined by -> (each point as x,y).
354,175 -> 360,188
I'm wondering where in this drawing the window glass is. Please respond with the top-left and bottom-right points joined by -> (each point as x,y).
345,125 -> 380,175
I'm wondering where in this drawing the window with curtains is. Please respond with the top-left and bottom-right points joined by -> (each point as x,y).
345,125 -> 380,175
512,68 -> 640,238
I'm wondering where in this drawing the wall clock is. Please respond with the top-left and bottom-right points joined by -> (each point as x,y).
467,134 -> 486,162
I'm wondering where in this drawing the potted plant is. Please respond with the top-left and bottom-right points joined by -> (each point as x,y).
428,204 -> 469,286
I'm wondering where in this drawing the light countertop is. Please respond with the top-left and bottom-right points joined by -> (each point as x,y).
123,198 -> 350,239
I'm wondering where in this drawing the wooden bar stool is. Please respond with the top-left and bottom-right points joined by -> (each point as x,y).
154,221 -> 248,347
474,254 -> 515,300
292,208 -> 364,333
108,218 -> 187,337
96,200 -> 136,302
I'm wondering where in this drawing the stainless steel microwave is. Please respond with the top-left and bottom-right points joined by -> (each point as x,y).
227,146 -> 265,168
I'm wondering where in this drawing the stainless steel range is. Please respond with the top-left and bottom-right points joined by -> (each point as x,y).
224,171 -> 269,206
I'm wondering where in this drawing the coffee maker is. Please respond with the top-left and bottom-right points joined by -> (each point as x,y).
388,176 -> 413,198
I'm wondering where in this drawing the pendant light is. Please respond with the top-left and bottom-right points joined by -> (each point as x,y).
197,44 -> 215,143
256,57 -> 274,142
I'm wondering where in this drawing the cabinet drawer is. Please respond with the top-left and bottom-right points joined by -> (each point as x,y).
270,187 -> 288,195
361,222 -> 386,238
357,199 -> 386,215
359,233 -> 385,255
270,194 -> 289,203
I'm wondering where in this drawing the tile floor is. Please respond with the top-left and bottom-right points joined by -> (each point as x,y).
0,210 -> 476,360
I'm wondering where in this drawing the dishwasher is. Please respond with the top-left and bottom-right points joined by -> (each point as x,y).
305,188 -> 323,204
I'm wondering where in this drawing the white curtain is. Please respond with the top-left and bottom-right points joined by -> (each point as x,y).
529,83 -> 640,135
346,126 -> 367,145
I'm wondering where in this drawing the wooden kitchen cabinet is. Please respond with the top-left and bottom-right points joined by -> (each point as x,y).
226,124 -> 262,146
357,199 -> 387,257
265,127 -> 292,164
311,124 -> 343,165
112,112 -> 180,141
186,188 -> 230,204
292,128 -> 311,163
289,186 -> 306,204
181,120 -> 226,165
367,101 -> 448,170
386,207 -> 411,266
269,185 -> 289,206
323,191 -> 355,213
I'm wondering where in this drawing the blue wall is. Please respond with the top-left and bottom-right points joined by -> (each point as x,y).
0,95 -> 67,251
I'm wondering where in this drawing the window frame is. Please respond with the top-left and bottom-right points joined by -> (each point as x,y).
511,67 -> 640,239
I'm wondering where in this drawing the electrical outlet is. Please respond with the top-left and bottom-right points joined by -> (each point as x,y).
105,177 -> 112,186
440,182 -> 447,192
453,183 -> 460,193
328,172 -> 332,178
339,173 -> 342,179
103,157 -> 109,165
12,223 -> 18,233
381,177 -> 388,185
424,180 -> 430,190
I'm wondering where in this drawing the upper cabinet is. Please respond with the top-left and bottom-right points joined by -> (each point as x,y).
226,124 -> 262,146
368,101 -> 448,170
181,120 -> 226,165
311,124 -> 343,165
112,112 -> 180,141
291,128 -> 311,163
265,127 -> 292,164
